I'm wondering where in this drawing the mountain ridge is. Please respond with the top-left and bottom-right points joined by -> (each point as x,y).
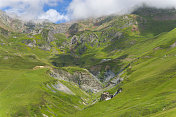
1,6 -> 176,116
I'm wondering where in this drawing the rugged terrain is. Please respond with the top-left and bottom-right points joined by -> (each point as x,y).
1,6 -> 176,117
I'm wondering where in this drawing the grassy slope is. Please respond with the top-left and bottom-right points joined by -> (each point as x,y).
67,28 -> 176,117
1,12 -> 176,116
0,67 -> 90,116
0,31 -> 90,116
0,69 -> 50,116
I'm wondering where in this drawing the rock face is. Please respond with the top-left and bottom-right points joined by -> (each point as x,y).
50,69 -> 103,93
89,63 -> 118,83
50,81 -> 75,95
68,23 -> 80,35
171,42 -> 176,48
100,92 -> 113,101
71,35 -> 78,45
0,10 -> 25,32
100,88 -> 122,101
113,88 -> 122,97
104,70 -> 116,83
22,39 -> 36,47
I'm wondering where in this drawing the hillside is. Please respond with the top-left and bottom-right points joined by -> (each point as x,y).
1,7 -> 176,117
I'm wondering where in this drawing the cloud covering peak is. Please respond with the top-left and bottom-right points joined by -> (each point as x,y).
68,0 -> 176,20
1,0 -> 176,23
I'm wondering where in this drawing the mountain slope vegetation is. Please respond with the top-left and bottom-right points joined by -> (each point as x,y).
1,7 -> 176,117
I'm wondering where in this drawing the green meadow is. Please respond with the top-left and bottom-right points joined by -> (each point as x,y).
1,8 -> 176,116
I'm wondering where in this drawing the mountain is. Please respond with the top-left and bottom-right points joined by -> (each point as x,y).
1,7 -> 176,117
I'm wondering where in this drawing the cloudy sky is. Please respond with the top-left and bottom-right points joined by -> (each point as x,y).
0,0 -> 176,23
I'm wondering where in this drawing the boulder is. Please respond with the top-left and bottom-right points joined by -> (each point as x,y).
71,35 -> 78,45
100,92 -> 113,101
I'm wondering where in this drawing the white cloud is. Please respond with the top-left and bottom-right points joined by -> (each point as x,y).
1,0 -> 176,23
0,0 -> 67,23
67,0 -> 176,20
38,9 -> 68,23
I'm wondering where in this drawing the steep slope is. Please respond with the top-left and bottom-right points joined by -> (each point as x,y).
0,10 -> 25,32
133,6 -> 176,36
0,12 -> 93,116
1,7 -> 176,117
68,28 -> 176,117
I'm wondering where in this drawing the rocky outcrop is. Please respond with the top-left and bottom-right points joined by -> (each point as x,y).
50,69 -> 103,93
71,35 -> 78,45
38,45 -> 51,51
68,23 -> 80,35
105,70 -> 125,89
22,39 -> 36,47
0,10 -> 25,32
100,92 -> 113,101
171,42 -> 176,48
104,70 -> 116,83
70,32 -> 100,54
89,63 -> 117,83
47,81 -> 75,95
53,23 -> 71,34
100,88 -> 122,101
46,23 -> 71,43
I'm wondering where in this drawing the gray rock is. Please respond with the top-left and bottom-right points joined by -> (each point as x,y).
100,92 -> 113,101
71,35 -> 78,44
51,81 -> 75,95
104,70 -> 116,83
50,69 -> 103,93
171,42 -> 176,48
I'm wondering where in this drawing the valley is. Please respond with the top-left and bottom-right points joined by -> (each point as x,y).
1,6 -> 176,117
